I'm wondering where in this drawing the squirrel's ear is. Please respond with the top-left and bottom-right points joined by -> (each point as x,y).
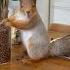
32,0 -> 36,7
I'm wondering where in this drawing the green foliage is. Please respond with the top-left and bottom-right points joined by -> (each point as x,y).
0,0 -> 3,7
12,0 -> 18,1
0,0 -> 9,19
0,0 -> 3,18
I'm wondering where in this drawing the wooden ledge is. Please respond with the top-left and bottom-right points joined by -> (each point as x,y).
49,23 -> 70,33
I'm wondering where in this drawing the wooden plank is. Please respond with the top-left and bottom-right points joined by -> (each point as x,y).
49,23 -> 70,33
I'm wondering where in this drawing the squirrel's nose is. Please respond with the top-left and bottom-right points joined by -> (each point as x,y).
26,11 -> 30,16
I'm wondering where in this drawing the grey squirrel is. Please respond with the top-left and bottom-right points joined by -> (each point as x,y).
7,0 -> 49,60
50,35 -> 70,59
6,0 -> 70,60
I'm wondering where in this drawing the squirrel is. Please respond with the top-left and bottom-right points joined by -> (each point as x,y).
6,0 -> 49,60
6,0 -> 70,60
50,35 -> 70,58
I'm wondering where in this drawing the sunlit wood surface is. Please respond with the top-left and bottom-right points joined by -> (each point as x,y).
0,31 -> 70,70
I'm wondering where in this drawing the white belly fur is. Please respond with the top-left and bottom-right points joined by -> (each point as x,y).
20,23 -> 49,60
21,30 -> 32,48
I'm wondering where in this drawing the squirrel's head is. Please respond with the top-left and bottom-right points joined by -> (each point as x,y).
20,0 -> 36,12
7,0 -> 37,30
